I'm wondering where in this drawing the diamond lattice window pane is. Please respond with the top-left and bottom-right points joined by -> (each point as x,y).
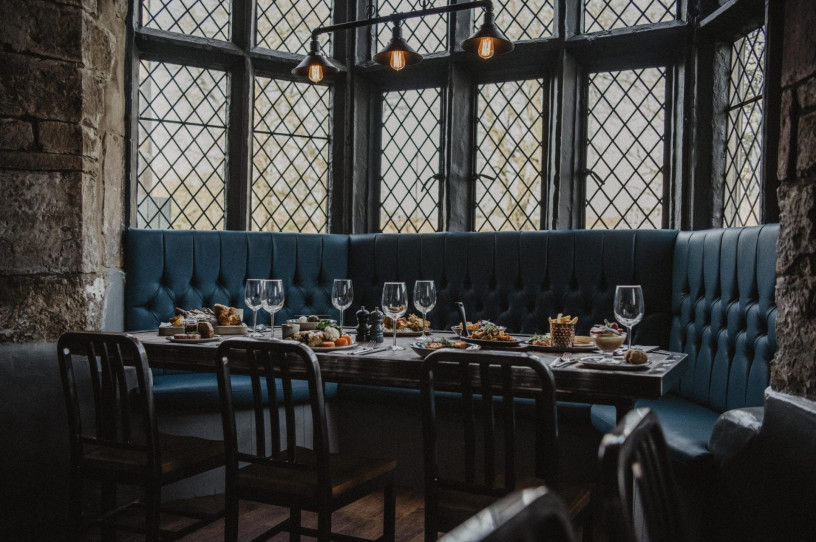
256,0 -> 332,54
723,26 -> 766,228
584,0 -> 676,33
251,77 -> 331,233
141,0 -> 230,40
377,0 -> 447,57
475,79 -> 545,232
137,61 -> 228,229
585,68 -> 666,229
380,88 -> 442,233
487,0 -> 554,41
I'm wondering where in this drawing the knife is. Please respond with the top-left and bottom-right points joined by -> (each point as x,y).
356,346 -> 392,356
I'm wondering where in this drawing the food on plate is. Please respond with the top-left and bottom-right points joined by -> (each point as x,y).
590,322 -> 626,352
169,314 -> 185,327
197,321 -> 215,338
384,313 -> 430,332
173,333 -> 201,340
290,320 -> 349,348
530,333 -> 552,347
573,335 -> 593,345
422,337 -> 469,350
295,315 -> 322,323
470,321 -> 516,342
213,303 -> 243,326
453,321 -> 481,331
624,349 -> 649,365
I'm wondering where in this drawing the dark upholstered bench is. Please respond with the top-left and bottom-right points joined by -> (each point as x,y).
125,225 -> 778,465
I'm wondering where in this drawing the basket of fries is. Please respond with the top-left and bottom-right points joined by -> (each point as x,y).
549,314 -> 578,348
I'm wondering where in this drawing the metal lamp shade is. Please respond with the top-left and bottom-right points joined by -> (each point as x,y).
291,52 -> 339,80
461,22 -> 514,57
373,25 -> 423,69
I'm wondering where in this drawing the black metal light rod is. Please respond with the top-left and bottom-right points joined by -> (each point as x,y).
309,0 -> 493,42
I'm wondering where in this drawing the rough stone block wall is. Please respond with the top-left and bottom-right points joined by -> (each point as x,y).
0,0 -> 127,342
774,0 -> 816,400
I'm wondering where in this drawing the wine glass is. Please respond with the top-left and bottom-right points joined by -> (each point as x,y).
262,279 -> 285,339
614,285 -> 644,351
381,282 -> 407,350
413,280 -> 436,337
332,279 -> 354,329
244,279 -> 264,338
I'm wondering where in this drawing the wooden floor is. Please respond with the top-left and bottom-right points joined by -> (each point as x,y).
80,487 -> 426,542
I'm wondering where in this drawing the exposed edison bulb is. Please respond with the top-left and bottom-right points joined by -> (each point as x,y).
390,50 -> 406,71
308,64 -> 323,84
478,37 -> 494,59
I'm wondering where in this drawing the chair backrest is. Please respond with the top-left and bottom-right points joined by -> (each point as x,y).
440,486 -> 576,542
57,332 -> 160,473
598,408 -> 684,542
422,349 -> 559,504
216,339 -> 330,485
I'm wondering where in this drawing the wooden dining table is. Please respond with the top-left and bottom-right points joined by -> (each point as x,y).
130,330 -> 687,421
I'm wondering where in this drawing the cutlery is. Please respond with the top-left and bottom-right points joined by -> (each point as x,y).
356,346 -> 392,356
347,340 -> 376,354
551,353 -> 576,368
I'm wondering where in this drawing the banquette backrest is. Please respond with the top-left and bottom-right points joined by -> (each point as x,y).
668,224 -> 778,412
125,229 -> 348,331
348,230 -> 677,343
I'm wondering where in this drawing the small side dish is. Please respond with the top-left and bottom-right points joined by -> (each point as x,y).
383,314 -> 430,333
289,319 -> 353,348
469,321 -> 516,342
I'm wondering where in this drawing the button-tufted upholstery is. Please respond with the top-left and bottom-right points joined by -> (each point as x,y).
591,224 -> 778,464
348,230 -> 677,343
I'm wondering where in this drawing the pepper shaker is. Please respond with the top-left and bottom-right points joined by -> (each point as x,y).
368,306 -> 384,343
355,306 -> 370,343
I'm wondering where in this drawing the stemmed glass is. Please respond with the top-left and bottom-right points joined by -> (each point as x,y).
332,279 -> 354,329
413,280 -> 436,337
244,279 -> 264,338
262,279 -> 285,339
614,285 -> 644,351
381,282 -> 407,351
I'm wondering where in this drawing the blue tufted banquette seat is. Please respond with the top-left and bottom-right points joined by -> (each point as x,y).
124,224 -> 778,464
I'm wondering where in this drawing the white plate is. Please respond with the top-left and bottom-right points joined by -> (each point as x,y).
384,328 -> 425,337
577,356 -> 652,371
165,335 -> 221,344
410,341 -> 480,358
309,341 -> 358,352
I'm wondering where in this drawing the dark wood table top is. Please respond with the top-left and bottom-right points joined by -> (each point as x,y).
131,331 -> 687,409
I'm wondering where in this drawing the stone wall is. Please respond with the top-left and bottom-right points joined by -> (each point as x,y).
774,0 -> 816,400
0,0 -> 127,343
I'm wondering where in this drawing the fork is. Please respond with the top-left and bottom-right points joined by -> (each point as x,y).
553,352 -> 574,368
349,340 -> 376,354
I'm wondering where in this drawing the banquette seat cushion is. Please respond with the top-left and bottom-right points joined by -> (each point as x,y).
591,224 -> 778,464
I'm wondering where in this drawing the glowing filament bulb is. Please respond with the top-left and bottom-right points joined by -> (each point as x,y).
390,50 -> 406,71
478,37 -> 494,59
308,64 -> 323,83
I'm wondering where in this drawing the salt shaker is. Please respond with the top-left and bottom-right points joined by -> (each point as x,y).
368,306 -> 384,343
355,306 -> 370,343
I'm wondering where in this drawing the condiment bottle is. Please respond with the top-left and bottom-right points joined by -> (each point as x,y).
369,306 -> 384,343
356,306 -> 370,342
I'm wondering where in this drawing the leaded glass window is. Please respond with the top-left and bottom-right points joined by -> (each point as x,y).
490,0 -> 554,41
380,88 -> 442,233
377,0 -> 447,56
141,0 -> 230,40
256,0 -> 332,54
474,79 -> 545,232
251,77 -> 331,233
585,68 -> 666,229
723,26 -> 766,227
584,0 -> 676,33
136,61 -> 228,229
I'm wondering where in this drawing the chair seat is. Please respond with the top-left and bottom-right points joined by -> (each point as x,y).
437,478 -> 591,532
236,446 -> 397,502
81,432 -> 224,481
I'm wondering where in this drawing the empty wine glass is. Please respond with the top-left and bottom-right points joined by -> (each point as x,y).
413,280 -> 436,337
244,279 -> 264,338
614,285 -> 644,351
332,279 -> 354,329
381,282 -> 407,350
262,279 -> 285,339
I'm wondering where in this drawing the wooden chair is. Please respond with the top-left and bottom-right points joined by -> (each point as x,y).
421,349 -> 591,542
597,408 -> 685,542
57,331 -> 224,541
440,486 -> 577,542
215,338 -> 397,542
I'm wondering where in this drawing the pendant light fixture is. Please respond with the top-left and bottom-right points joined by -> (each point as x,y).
292,1 -> 513,83
372,21 -> 422,71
